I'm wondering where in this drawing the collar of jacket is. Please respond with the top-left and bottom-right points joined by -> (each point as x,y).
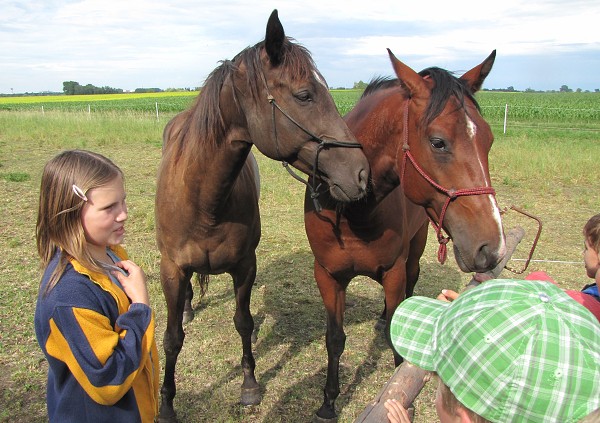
69,245 -> 131,314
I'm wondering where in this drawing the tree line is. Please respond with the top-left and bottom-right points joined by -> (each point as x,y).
63,81 -> 123,95
61,81 -> 202,95
349,80 -> 599,93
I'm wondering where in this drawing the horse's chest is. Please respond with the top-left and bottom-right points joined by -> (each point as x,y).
316,223 -> 407,277
173,219 -> 259,272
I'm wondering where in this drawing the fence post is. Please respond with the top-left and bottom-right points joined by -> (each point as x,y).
155,102 -> 159,121
41,105 -> 44,116
503,103 -> 508,134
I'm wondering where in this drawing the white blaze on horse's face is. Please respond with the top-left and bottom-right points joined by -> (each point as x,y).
466,115 -> 477,139
464,112 -> 504,255
487,195 -> 506,256
313,70 -> 328,88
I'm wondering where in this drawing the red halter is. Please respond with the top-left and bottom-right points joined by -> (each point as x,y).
400,99 -> 496,264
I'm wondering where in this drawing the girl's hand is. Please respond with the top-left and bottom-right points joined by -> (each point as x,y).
384,399 -> 411,423
112,260 -> 150,306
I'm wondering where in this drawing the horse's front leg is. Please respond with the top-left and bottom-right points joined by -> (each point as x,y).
182,279 -> 194,324
382,260 -> 410,367
231,256 -> 261,405
314,262 -> 347,422
379,225 -> 427,366
405,221 -> 428,299
158,258 -> 189,423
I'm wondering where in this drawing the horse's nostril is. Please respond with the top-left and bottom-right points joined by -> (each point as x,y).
476,243 -> 502,272
358,169 -> 368,190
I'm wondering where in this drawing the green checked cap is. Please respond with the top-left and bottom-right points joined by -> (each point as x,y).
390,279 -> 600,423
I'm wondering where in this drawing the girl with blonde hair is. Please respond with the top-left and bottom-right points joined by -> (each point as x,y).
34,149 -> 159,422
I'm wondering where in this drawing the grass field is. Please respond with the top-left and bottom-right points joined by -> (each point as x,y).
0,91 -> 599,422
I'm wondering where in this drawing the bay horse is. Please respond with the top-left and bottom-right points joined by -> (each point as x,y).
155,10 -> 369,422
304,49 -> 506,421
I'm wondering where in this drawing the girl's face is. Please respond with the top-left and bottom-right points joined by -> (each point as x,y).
583,238 -> 600,280
81,175 -> 127,260
435,383 -> 461,422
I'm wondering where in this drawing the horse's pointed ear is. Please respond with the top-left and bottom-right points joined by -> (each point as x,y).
387,49 -> 427,99
265,9 -> 285,66
460,50 -> 496,93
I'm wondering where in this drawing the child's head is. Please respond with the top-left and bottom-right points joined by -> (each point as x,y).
390,279 -> 600,423
583,214 -> 600,280
584,214 -> 600,253
37,150 -> 124,287
436,379 -> 489,422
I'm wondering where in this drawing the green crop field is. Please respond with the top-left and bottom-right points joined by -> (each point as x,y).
0,91 -> 198,114
1,90 -> 599,422
2,90 -> 599,130
477,92 -> 600,130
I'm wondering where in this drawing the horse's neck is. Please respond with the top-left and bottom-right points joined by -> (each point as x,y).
347,89 -> 405,203
358,126 -> 403,204
182,132 -> 253,218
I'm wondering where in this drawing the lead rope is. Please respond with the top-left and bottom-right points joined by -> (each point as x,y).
400,99 -> 496,264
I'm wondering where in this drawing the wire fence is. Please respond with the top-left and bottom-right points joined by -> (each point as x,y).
3,98 -> 600,133
479,104 -> 600,133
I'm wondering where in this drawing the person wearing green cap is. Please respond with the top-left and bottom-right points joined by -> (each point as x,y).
385,279 -> 600,423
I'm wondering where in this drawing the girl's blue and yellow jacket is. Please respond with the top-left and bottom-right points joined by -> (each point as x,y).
34,246 -> 159,422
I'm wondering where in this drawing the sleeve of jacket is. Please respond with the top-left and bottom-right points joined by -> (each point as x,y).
45,293 -> 156,406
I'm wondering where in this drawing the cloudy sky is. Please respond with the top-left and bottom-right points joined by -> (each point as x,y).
2,0 -> 599,94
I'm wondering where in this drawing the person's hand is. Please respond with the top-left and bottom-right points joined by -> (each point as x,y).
112,260 -> 150,306
436,289 -> 459,302
384,399 -> 411,423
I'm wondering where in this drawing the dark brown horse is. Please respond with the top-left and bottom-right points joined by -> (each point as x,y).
155,10 -> 369,422
304,50 -> 506,421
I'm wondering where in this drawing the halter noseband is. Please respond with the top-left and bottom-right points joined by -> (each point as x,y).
400,99 -> 496,264
259,67 -> 363,212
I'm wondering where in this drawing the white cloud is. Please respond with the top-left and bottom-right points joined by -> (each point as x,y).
1,0 -> 599,92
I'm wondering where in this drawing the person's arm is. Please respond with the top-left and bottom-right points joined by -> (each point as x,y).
43,283 -> 155,405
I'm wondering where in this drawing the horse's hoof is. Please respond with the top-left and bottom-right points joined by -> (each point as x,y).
158,408 -> 178,423
182,309 -> 194,324
314,404 -> 337,423
241,386 -> 261,406
374,317 -> 386,331
313,413 -> 337,423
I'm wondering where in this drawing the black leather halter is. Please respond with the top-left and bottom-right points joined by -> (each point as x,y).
260,69 -> 363,211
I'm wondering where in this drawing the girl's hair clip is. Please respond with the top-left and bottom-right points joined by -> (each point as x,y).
72,184 -> 88,202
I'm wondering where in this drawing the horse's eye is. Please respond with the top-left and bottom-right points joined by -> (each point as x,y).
430,137 -> 447,151
294,90 -> 312,102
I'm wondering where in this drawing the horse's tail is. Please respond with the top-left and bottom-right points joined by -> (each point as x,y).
197,273 -> 209,298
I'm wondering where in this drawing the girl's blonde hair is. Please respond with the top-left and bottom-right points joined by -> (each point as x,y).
36,150 -> 123,294
584,213 -> 600,253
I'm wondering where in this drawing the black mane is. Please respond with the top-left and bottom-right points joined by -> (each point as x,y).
362,67 -> 480,125
361,76 -> 399,98
177,36 -> 317,150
